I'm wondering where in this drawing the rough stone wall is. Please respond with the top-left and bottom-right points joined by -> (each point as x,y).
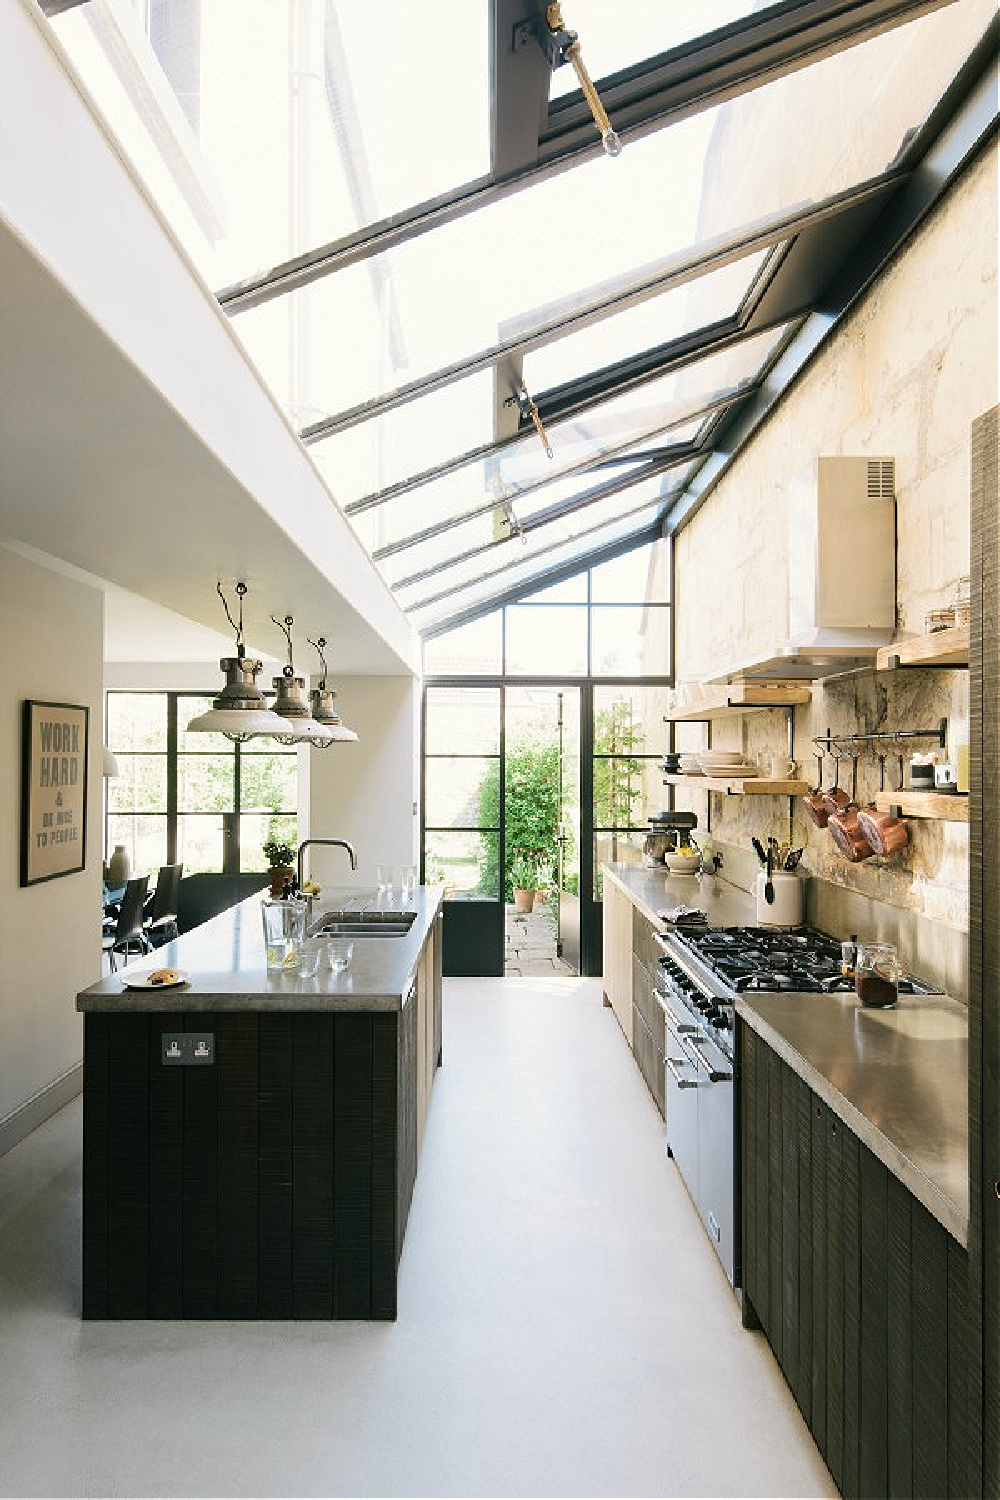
665,137 -> 997,935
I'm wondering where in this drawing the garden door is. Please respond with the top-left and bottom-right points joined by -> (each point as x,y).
503,687 -> 580,976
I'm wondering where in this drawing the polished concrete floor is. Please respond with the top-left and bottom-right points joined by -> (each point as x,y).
0,978 -> 833,1499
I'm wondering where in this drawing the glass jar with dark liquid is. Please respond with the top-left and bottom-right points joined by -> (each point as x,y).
855,942 -> 901,1008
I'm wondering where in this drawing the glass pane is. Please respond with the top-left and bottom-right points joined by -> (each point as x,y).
178,695 -> 232,754
424,757 -> 498,829
424,830 -> 500,899
521,252 -> 767,394
408,491 -> 671,632
51,1 -> 490,289
520,575 -> 588,604
593,756 -> 661,830
106,693 -> 167,752
229,6 -> 987,423
422,615 -> 503,676
241,813 -> 298,872
505,605 -> 588,677
105,814 -> 167,882
240,752 -> 298,812
594,686 -> 674,753
424,688 -> 501,755
593,831 -> 647,899
107,755 -> 168,813
176,813 -> 226,875
312,372 -> 494,509
399,470 -> 677,613
591,604 -> 671,677
178,754 -> 235,813
591,544 -> 657,602
547,1 -> 774,100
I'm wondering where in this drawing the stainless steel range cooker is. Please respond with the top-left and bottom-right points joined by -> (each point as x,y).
654,924 -> 940,1289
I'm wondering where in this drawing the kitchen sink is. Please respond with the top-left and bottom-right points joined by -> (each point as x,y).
311,911 -> 417,939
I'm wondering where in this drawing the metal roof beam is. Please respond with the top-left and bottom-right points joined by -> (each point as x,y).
418,526 -> 663,641
298,173 -> 904,445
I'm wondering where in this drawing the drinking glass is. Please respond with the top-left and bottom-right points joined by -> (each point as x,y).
400,864 -> 417,903
376,863 -> 394,901
261,896 -> 306,972
326,939 -> 354,974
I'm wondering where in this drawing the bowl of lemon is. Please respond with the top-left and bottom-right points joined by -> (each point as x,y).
664,845 -> 701,875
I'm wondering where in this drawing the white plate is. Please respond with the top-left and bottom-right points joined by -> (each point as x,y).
698,763 -> 759,777
121,970 -> 189,991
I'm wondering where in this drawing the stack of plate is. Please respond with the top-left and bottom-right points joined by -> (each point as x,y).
677,753 -> 704,776
696,751 -> 759,777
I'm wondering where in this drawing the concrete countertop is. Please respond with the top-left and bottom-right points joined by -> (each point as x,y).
737,989 -> 968,1246
602,861 -> 968,1246
78,885 -> 444,1014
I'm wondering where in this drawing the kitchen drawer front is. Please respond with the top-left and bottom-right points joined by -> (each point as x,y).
631,952 -> 666,1054
740,1022 -> 969,1500
631,1001 -> 665,1120
631,904 -> 662,977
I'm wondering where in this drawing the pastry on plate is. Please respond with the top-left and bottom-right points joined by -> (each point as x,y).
147,968 -> 182,986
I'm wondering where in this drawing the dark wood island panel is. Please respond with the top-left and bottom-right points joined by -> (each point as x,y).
83,1003 -> 422,1320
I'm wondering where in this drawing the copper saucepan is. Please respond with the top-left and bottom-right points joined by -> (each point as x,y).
827,753 -> 875,862
828,801 -> 876,862
822,749 -> 851,816
857,804 -> 909,857
802,751 -> 830,827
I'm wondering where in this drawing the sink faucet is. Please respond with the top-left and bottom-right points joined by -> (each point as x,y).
297,838 -> 358,889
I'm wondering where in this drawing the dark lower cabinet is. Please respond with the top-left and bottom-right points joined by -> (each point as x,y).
740,1021 -> 968,1499
83,1005 -> 422,1320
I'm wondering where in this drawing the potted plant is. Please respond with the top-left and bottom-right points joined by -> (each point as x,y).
263,838 -> 296,897
510,852 -> 540,914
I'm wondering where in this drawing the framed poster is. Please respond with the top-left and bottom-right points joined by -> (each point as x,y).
21,700 -> 89,886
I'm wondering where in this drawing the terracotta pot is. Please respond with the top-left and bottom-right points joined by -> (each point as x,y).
268,864 -> 295,897
513,887 -> 536,914
827,803 -> 875,862
857,804 -> 909,857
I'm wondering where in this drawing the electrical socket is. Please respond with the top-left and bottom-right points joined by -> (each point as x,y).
161,1033 -> 215,1066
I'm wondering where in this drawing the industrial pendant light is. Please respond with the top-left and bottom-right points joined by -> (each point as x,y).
267,615 -> 335,747
307,636 -> 359,745
186,582 -> 295,742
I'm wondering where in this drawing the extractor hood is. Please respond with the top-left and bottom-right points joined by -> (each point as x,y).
711,456 -> 896,682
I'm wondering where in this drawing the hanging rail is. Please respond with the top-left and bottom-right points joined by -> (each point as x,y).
812,717 -> 947,752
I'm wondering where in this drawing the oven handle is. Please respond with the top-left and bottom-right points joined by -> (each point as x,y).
685,1034 -> 732,1084
655,988 -> 698,1034
665,1056 -> 699,1090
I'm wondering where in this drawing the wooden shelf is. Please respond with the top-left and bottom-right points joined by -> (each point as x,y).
662,680 -> 812,721
874,790 -> 969,821
663,773 -> 810,796
876,623 -> 969,671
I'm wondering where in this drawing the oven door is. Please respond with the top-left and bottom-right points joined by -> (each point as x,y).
687,1032 -> 735,1284
663,1001 -> 700,1207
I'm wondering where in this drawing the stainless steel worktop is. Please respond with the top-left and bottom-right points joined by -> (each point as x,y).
737,990 -> 968,1245
602,861 -> 756,929
602,861 -> 969,1247
77,885 -> 444,1013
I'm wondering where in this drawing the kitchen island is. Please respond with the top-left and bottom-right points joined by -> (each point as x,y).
77,886 -> 444,1320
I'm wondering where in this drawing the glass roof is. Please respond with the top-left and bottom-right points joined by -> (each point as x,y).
546,2 -> 776,101
47,0 -> 997,635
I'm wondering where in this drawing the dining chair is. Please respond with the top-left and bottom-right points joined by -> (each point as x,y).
144,862 -> 183,949
102,874 -> 149,972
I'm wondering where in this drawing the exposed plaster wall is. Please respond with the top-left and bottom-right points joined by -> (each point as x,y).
668,139 -> 998,938
0,547 -> 103,1141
